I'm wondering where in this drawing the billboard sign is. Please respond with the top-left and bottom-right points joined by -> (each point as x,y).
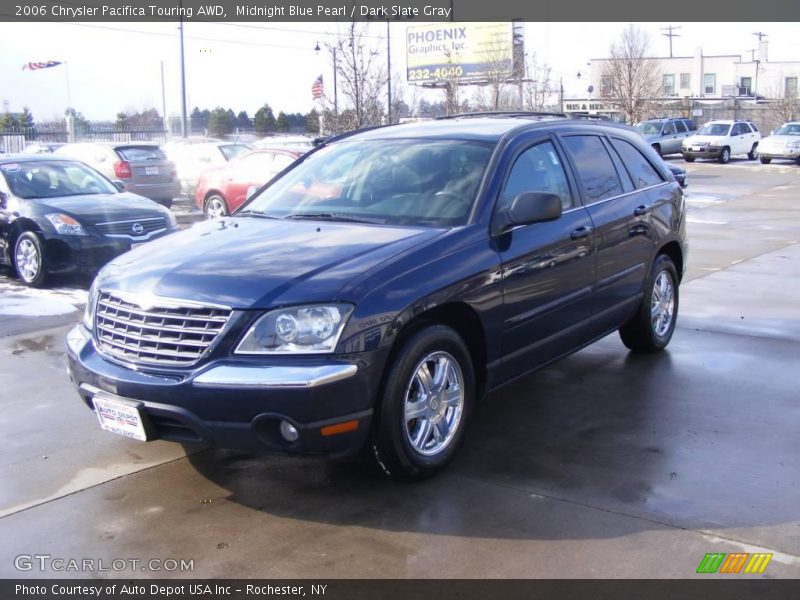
406,22 -> 514,84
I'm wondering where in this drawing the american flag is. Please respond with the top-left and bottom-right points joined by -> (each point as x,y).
22,60 -> 63,71
311,75 -> 324,100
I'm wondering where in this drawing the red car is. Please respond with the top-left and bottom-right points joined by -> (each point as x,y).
194,148 -> 301,218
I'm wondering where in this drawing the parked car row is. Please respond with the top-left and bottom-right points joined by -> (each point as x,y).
634,117 -> 800,166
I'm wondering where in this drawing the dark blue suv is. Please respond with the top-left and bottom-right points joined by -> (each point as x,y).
66,114 -> 687,479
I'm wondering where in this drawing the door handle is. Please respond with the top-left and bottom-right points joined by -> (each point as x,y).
633,205 -> 652,216
570,226 -> 593,240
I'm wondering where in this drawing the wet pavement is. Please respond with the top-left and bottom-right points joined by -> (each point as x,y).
1,161 -> 799,578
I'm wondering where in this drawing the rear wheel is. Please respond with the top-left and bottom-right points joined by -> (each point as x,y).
204,194 -> 228,219
619,254 -> 679,353
748,144 -> 758,160
718,147 -> 731,164
760,156 -> 772,164
13,231 -> 48,288
370,325 -> 474,480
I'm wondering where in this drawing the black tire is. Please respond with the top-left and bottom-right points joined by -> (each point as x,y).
652,144 -> 662,157
760,156 -> 772,165
370,324 -> 475,480
748,144 -> 758,160
204,194 -> 228,219
13,231 -> 48,288
718,147 -> 731,164
619,254 -> 679,353
684,155 -> 695,163
158,198 -> 173,209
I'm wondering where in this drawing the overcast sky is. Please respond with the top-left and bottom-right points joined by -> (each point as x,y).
1,21 -> 798,122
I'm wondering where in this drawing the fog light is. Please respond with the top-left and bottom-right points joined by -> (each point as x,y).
279,420 -> 299,442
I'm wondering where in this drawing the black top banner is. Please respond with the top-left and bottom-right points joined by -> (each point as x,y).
4,0 -> 800,22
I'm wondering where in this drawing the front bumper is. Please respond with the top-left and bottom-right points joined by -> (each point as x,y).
757,148 -> 800,160
65,325 -> 378,457
43,228 -> 178,275
682,147 -> 721,159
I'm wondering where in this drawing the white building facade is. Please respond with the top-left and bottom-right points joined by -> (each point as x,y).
566,41 -> 799,120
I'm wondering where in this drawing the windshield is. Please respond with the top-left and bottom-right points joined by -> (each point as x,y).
774,124 -> 800,136
219,144 -> 252,161
697,123 -> 731,136
1,160 -> 118,199
635,121 -> 663,135
241,139 -> 494,227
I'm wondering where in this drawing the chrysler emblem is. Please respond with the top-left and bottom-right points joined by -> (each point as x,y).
131,223 -> 144,235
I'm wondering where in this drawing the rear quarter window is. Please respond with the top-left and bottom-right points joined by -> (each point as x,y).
610,138 -> 664,188
116,146 -> 166,161
561,135 -> 624,204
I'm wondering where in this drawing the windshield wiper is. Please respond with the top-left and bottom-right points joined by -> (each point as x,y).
284,212 -> 384,224
235,210 -> 281,219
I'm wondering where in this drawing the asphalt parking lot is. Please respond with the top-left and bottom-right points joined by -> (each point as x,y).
1,158 -> 799,578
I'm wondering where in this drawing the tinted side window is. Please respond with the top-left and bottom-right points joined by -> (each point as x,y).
662,122 -> 676,135
675,121 -> 687,133
749,122 -> 759,132
610,138 -> 664,189
562,135 -> 623,204
499,141 -> 573,212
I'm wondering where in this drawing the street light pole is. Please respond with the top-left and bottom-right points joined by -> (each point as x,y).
178,0 -> 188,138
160,61 -> 168,136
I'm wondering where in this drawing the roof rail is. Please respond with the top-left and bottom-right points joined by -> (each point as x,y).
570,112 -> 613,121
436,111 -> 568,120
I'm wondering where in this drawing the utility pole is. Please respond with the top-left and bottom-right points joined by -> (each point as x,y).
661,25 -> 681,58
753,31 -> 768,42
387,20 -> 392,124
748,48 -> 757,62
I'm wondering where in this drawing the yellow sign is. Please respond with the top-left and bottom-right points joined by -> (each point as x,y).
406,22 -> 514,84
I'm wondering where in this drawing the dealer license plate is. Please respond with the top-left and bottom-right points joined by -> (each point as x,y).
145,166 -> 159,176
691,147 -> 701,152
93,392 -> 148,441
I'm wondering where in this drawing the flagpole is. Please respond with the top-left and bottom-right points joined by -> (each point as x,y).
64,61 -> 73,109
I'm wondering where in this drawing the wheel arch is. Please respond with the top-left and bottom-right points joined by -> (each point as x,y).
657,240 -> 684,282
5,217 -> 44,263
380,302 -> 489,403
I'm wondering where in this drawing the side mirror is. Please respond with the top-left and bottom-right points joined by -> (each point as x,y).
498,192 -> 563,232
111,179 -> 126,191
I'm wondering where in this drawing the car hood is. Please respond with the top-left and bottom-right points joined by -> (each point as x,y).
97,217 -> 447,308
684,135 -> 725,145
761,135 -> 800,145
32,192 -> 169,225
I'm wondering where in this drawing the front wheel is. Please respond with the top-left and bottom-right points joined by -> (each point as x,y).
684,155 -> 695,163
760,156 -> 772,164
370,325 -> 475,480
718,147 -> 731,164
204,194 -> 228,219
748,144 -> 758,160
13,231 -> 48,287
619,254 -> 679,353
652,144 -> 662,157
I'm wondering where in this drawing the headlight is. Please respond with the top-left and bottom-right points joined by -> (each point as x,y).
83,280 -> 99,330
45,213 -> 86,236
235,304 -> 353,354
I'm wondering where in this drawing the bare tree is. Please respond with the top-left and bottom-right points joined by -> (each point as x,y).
766,83 -> 799,124
474,35 -> 514,111
523,53 -> 555,111
601,25 -> 662,124
323,23 -> 386,133
439,48 -> 465,116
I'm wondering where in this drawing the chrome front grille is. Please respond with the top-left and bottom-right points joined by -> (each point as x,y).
95,291 -> 232,366
95,217 -> 167,238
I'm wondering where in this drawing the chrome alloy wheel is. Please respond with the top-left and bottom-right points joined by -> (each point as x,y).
403,351 -> 465,457
651,270 -> 675,337
205,197 -> 227,219
15,238 -> 40,282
